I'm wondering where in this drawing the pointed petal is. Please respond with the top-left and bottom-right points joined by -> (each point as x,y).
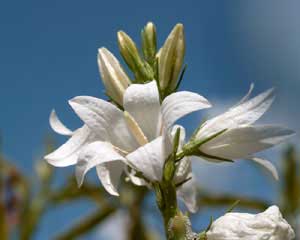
249,157 -> 279,180
177,175 -> 198,213
75,141 -> 126,188
174,157 -> 192,184
96,161 -> 125,196
161,91 -> 211,130
125,168 -> 149,186
69,96 -> 138,152
123,81 -> 161,141
45,125 -> 93,167
128,173 -> 149,186
126,137 -> 165,181
49,109 -> 73,136
230,83 -> 254,108
198,88 -> 275,139
201,125 -> 295,160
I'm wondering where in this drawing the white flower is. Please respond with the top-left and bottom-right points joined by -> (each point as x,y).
193,86 -> 295,179
206,205 -> 295,240
45,81 -> 211,210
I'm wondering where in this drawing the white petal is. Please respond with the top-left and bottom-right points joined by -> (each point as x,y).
201,125 -> 295,160
198,88 -> 275,139
125,168 -> 149,187
49,109 -> 73,136
230,83 -> 254,108
45,125 -> 93,167
126,137 -> 165,181
69,96 -> 138,152
249,157 -> 279,180
96,161 -> 125,196
174,157 -> 192,184
177,175 -> 198,213
123,81 -> 161,141
161,91 -> 212,130
75,141 -> 126,188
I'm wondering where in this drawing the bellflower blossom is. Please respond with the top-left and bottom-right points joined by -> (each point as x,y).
206,205 -> 295,240
45,81 -> 211,212
188,86 -> 295,179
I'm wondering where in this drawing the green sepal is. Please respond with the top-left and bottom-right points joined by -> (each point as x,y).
163,160 -> 176,182
175,176 -> 192,188
193,150 -> 234,163
191,128 -> 228,149
163,128 -> 181,182
174,64 -> 187,92
226,200 -> 240,213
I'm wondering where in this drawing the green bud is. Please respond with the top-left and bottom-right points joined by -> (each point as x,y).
169,215 -> 187,239
158,23 -> 185,95
98,47 -> 131,106
168,214 -> 197,239
35,160 -> 53,183
141,22 -> 157,64
117,31 -> 154,82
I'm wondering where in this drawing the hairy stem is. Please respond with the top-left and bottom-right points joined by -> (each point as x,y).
153,180 -> 190,240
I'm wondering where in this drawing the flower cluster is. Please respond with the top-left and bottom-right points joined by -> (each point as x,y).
45,22 -> 295,239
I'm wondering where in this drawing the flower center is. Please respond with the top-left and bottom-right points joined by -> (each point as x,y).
124,111 -> 149,146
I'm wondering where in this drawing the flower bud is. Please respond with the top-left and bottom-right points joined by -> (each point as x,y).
158,23 -> 185,95
141,22 -> 157,64
168,214 -> 198,239
206,206 -> 295,240
35,160 -> 53,183
98,47 -> 131,106
117,31 -> 154,82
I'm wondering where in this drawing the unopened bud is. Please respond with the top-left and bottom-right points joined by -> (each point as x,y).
141,22 -> 157,64
118,31 -> 154,82
36,160 -> 52,183
168,214 -> 197,239
98,47 -> 131,106
158,23 -> 185,95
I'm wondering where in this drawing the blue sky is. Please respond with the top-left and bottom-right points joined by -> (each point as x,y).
1,0 -> 299,239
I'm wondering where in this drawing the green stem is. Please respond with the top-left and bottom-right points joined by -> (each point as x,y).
154,181 -> 181,240
153,180 -> 192,240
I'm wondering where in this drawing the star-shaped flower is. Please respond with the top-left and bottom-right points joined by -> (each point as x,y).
45,81 -> 211,212
191,85 -> 295,179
